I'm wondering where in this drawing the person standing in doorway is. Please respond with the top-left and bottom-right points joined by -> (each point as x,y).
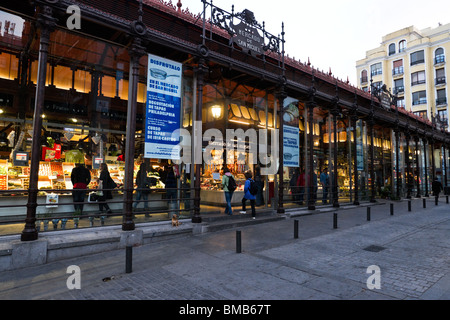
71,163 -> 91,214
240,170 -> 256,219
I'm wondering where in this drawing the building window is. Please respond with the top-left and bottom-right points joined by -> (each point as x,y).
397,98 -> 405,109
392,59 -> 403,76
370,62 -> 382,76
435,48 -> 445,64
414,111 -> 428,120
411,50 -> 425,66
399,40 -> 407,53
438,109 -> 448,122
389,43 -> 396,56
394,78 -> 404,95
412,90 -> 427,105
372,81 -> 383,91
411,71 -> 426,86
360,70 -> 368,84
436,89 -> 447,105
435,68 -> 446,85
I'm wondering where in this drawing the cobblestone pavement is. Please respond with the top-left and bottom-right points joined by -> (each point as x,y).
0,198 -> 449,301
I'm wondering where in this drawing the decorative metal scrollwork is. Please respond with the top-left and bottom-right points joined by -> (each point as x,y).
206,1 -> 283,56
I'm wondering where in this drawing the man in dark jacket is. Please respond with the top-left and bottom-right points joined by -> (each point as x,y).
71,163 -> 91,214
432,178 -> 443,197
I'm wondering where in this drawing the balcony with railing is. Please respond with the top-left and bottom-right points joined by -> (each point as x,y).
435,76 -> 446,86
411,79 -> 426,86
436,97 -> 447,106
393,86 -> 404,95
371,69 -> 382,77
412,98 -> 427,106
392,66 -> 404,77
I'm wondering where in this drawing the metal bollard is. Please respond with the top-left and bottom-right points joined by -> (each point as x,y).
408,200 -> 411,212
423,198 -> 426,208
435,196 -> 438,206
333,212 -> 338,229
125,246 -> 132,274
236,230 -> 242,253
294,220 -> 299,239
367,207 -> 371,221
447,196 -> 449,204
390,203 -> 394,216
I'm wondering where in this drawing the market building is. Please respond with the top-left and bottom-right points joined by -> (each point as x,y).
0,0 -> 449,244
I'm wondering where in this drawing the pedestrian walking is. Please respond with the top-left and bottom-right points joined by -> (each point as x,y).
221,166 -> 235,215
432,178 -> 443,197
240,170 -> 256,219
133,163 -> 151,213
320,168 -> 329,204
70,163 -> 91,214
98,163 -> 115,214
165,167 -> 177,203
254,166 -> 264,206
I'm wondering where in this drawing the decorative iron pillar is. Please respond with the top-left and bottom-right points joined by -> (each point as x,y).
122,39 -> 145,231
276,22 -> 286,214
369,119 -> 376,202
277,86 -> 287,214
395,129 -> 401,199
123,1 -> 146,230
332,110 -> 339,207
423,137 -> 429,197
351,114 -> 359,205
307,74 -> 316,211
192,50 -> 208,223
307,101 -> 315,211
431,137 -> 436,182
443,143 -> 448,188
405,132 -> 412,199
21,6 -> 56,241
415,136 -> 421,198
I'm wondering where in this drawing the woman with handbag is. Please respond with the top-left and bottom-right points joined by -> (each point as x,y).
98,163 -> 113,214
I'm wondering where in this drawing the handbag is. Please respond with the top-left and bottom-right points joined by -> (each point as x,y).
88,192 -> 99,202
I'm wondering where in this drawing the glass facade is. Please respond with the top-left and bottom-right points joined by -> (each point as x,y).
0,4 -> 449,239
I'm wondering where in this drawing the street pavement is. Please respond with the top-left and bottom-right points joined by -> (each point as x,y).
0,197 -> 448,303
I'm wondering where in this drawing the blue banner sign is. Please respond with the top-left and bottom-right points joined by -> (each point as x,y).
144,54 -> 182,159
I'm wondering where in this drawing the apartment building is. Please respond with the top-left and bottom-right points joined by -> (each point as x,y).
356,23 -> 450,129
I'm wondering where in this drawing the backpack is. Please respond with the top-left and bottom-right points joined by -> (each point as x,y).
249,179 -> 258,195
227,175 -> 237,192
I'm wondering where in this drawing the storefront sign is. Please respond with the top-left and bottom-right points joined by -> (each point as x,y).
380,91 -> 391,110
283,97 -> 300,167
144,54 -> 182,160
283,125 -> 299,167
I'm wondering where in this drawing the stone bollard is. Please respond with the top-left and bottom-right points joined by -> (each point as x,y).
333,212 -> 338,229
126,246 -> 132,273
236,230 -> 242,253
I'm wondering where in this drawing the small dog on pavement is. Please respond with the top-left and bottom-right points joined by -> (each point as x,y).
172,214 -> 181,227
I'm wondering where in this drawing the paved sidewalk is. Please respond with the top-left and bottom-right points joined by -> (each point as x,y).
0,197 -> 449,301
